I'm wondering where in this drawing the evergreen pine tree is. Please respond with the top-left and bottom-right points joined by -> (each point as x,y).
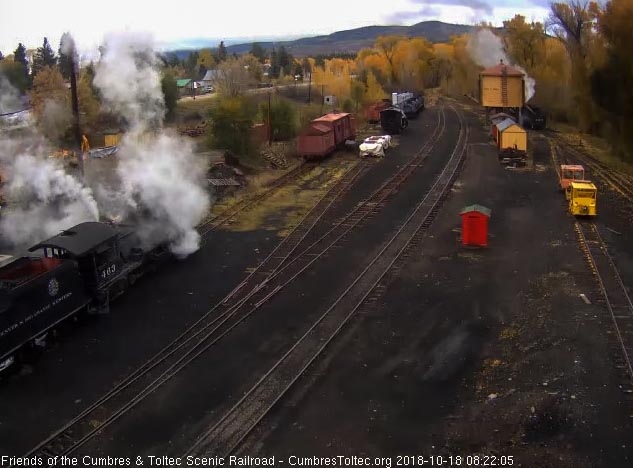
32,37 -> 57,77
218,41 -> 228,62
13,43 -> 27,66
12,43 -> 30,87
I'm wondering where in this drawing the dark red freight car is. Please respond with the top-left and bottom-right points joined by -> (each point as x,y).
296,111 -> 356,160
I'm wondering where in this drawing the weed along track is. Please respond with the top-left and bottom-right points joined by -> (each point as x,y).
22,106 -> 448,460
186,107 -> 468,457
197,161 -> 317,237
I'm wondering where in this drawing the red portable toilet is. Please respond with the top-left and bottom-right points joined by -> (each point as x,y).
460,204 -> 491,247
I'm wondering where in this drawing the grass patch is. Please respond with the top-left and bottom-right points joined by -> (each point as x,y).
174,95 -> 217,122
216,156 -> 357,234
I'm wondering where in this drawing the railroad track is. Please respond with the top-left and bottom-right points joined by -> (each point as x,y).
22,106 -> 448,460
21,159 -> 364,461
187,107 -> 468,456
197,161 -> 316,236
575,221 -> 633,391
551,138 -> 633,204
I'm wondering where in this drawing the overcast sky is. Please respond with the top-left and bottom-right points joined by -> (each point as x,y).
0,0 -> 550,55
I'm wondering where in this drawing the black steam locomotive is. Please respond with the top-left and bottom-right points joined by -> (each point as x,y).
380,107 -> 409,134
401,94 -> 425,119
0,222 -> 169,372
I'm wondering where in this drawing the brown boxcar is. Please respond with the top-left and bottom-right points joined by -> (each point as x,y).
296,112 -> 356,160
296,123 -> 335,159
365,101 -> 390,123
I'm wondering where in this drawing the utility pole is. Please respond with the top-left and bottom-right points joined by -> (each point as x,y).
268,92 -> 272,146
69,45 -> 83,178
320,84 -> 324,115
307,72 -> 311,103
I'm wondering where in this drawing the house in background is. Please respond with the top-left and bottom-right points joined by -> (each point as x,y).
176,79 -> 197,97
201,70 -> 219,93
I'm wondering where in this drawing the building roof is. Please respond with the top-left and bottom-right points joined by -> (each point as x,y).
490,112 -> 514,123
561,165 -> 584,171
495,118 -> 524,133
208,178 -> 241,187
480,61 -> 524,77
176,79 -> 192,87
29,222 -> 120,257
313,112 -> 350,123
202,69 -> 220,81
0,254 -> 16,269
570,181 -> 597,189
303,123 -> 332,135
460,204 -> 492,217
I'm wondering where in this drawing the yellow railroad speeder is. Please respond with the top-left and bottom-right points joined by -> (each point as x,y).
569,181 -> 597,216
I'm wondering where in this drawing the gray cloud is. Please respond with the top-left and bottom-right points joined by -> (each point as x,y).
387,5 -> 444,23
527,0 -> 551,7
387,0 -> 495,24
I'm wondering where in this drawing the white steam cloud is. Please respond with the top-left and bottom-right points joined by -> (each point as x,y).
0,32 -> 210,257
93,32 -> 210,256
0,138 -> 99,248
467,29 -> 536,102
94,32 -> 164,129
0,75 -> 22,115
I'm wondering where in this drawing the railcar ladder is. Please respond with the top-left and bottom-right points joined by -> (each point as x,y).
501,71 -> 508,107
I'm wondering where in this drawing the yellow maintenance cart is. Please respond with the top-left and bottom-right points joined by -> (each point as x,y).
569,181 -> 597,216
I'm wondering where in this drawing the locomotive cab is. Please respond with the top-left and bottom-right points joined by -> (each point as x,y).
29,222 -> 134,313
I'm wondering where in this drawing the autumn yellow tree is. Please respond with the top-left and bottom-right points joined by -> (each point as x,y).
77,69 -> 101,131
311,58 -> 355,101
591,0 -> 633,158
392,37 -> 435,90
364,71 -> 386,102
375,35 -> 407,85
197,48 -> 216,69
29,66 -> 71,141
445,34 -> 479,97
503,15 -> 546,70
30,66 -> 66,116
547,1 -> 602,130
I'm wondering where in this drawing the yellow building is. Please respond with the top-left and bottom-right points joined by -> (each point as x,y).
480,61 -> 525,109
104,129 -> 122,147
495,118 -> 527,152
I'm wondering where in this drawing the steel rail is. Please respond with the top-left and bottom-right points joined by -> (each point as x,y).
575,221 -> 633,382
187,107 -> 467,456
24,108 -> 448,460
198,161 -> 316,237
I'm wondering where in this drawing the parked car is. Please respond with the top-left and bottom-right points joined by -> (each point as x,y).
359,135 -> 392,158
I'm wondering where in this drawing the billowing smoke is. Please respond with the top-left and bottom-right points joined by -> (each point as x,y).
93,32 -> 210,256
0,75 -> 22,115
467,29 -> 536,102
115,134 -> 209,256
39,99 -> 72,141
0,32 -> 209,257
94,32 -> 164,130
1,73 -> 98,250
0,138 -> 99,248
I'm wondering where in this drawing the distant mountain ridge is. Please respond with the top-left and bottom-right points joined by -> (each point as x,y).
169,21 -> 476,59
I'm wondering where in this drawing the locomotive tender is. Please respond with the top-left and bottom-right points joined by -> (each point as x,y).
0,222 -> 169,372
